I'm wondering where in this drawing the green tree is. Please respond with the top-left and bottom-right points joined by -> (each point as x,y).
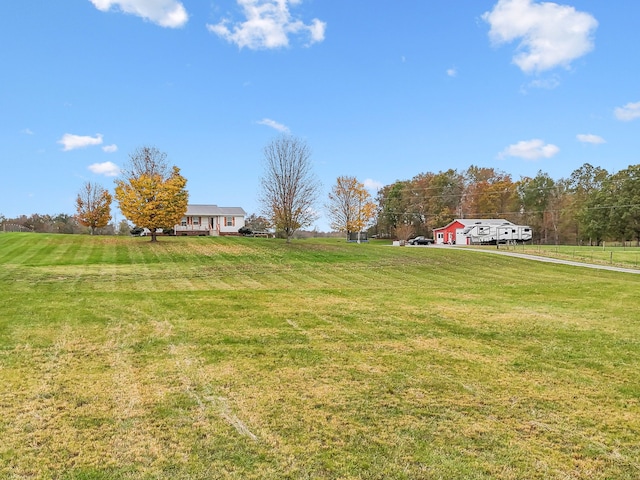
567,163 -> 609,244
116,219 -> 132,236
582,185 -> 611,245
425,169 -> 464,232
517,171 -> 555,243
607,165 -> 640,244
376,181 -> 410,236
53,213 -> 81,234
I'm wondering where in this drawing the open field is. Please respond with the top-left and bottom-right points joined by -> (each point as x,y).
1,233 -> 639,479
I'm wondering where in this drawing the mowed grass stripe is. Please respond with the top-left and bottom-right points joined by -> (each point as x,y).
0,233 -> 33,263
1,233 -> 639,478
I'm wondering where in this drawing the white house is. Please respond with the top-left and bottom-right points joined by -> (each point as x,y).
174,204 -> 246,236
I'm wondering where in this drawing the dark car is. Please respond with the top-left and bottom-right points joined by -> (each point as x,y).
408,236 -> 434,245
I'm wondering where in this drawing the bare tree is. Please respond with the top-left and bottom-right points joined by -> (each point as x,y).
259,136 -> 321,243
121,146 -> 170,178
394,223 -> 415,243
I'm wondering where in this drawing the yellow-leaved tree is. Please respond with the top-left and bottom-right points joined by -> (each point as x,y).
326,176 -> 377,243
75,181 -> 113,235
115,146 -> 188,242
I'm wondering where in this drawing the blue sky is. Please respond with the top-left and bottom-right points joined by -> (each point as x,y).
2,0 -> 639,231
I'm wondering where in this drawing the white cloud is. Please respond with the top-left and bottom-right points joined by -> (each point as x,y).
21,128 -> 34,135
363,178 -> 383,191
447,68 -> 457,77
577,134 -> 605,145
614,101 -> 640,121
522,75 -> 560,92
257,118 -> 290,133
58,133 -> 103,151
88,161 -> 120,177
207,0 -> 326,50
483,0 -> 597,73
89,0 -> 188,28
498,139 -> 559,160
102,144 -> 119,153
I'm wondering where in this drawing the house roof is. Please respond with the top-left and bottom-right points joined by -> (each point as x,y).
184,204 -> 246,216
433,218 -> 513,231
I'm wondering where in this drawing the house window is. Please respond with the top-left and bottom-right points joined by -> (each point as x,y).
225,216 -> 234,227
193,217 -> 200,226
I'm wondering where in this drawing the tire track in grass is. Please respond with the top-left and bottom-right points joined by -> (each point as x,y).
0,324 -> 114,476
106,319 -> 166,468
286,318 -> 329,340
1,332 -> 69,477
103,307 -> 260,472
168,343 -> 259,441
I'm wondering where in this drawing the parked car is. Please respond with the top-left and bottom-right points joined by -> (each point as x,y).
408,236 -> 434,245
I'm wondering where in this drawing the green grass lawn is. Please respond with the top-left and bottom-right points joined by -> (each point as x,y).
1,233 -> 639,479
478,242 -> 640,269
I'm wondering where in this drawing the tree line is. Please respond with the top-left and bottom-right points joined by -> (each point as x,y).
0,212 -> 128,235
3,137 -> 638,246
373,163 -> 640,245
1,147 -> 190,241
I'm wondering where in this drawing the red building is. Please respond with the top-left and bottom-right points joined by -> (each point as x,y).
433,219 -> 470,245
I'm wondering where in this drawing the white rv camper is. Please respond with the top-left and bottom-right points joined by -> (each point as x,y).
462,221 -> 532,245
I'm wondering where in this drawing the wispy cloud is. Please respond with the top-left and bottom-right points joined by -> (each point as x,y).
498,139 -> 559,160
614,101 -> 640,121
257,118 -> 290,133
521,75 -> 560,93
208,0 -> 326,50
89,0 -> 188,28
447,68 -> 457,77
483,0 -> 597,74
363,178 -> 383,191
21,128 -> 34,135
577,134 -> 605,145
88,161 -> 120,177
102,144 -> 118,153
58,133 -> 103,151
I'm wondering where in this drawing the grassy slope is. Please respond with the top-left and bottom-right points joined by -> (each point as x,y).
0,233 -> 639,479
